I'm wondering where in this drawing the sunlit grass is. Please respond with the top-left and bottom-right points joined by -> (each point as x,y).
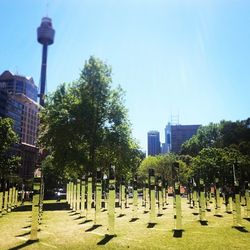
0,197 -> 250,250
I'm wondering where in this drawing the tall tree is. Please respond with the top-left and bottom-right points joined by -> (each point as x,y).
181,118 -> 250,156
181,123 -> 221,156
39,56 -> 142,179
0,118 -> 20,181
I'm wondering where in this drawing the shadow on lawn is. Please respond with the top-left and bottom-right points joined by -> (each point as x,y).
233,226 -> 249,233
147,223 -> 156,228
129,218 -> 139,222
85,224 -> 102,232
13,202 -> 70,212
8,239 -> 38,250
173,230 -> 184,238
97,235 -> 115,245
14,205 -> 32,212
16,231 -> 30,237
43,202 -> 70,211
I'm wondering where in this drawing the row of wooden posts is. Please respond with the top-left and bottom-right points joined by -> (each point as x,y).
1,166 -> 249,240
0,186 -> 19,216
0,178 -> 44,241
66,167 -> 250,236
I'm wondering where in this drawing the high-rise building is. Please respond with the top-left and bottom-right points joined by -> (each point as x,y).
0,70 -> 38,101
147,130 -> 161,156
0,71 -> 39,145
169,124 -> 201,153
163,122 -> 172,154
0,71 -> 39,179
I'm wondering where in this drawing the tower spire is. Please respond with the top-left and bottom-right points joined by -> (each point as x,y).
37,16 -> 55,107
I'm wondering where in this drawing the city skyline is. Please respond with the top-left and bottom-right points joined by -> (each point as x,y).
1,1 -> 250,151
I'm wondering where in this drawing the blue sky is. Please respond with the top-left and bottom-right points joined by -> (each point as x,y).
1,0 -> 250,151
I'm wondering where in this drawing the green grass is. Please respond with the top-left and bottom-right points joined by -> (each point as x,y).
0,198 -> 250,250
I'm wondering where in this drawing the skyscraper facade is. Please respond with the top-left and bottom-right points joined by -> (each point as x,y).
0,71 -> 39,179
162,123 -> 201,154
147,130 -> 161,156
0,70 -> 38,101
0,71 -> 39,145
170,124 -> 201,153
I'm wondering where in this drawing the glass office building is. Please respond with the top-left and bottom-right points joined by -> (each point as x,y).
0,71 -> 39,179
147,130 -> 161,156
0,70 -> 38,102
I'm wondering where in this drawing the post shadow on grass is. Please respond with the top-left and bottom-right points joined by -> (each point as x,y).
85,224 -> 102,232
147,223 -> 156,228
8,239 -> 38,250
43,202 -> 70,211
214,214 -> 223,218
173,229 -> 184,238
13,205 -> 32,212
199,220 -> 208,226
69,212 -> 78,216
232,226 -> 249,233
22,225 -> 31,229
73,216 -> 83,220
97,234 -> 115,245
117,214 -> 125,218
78,219 -> 92,225
244,218 -> 250,222
129,218 -> 139,222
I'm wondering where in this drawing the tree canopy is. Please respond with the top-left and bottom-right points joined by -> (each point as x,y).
137,118 -> 250,188
181,118 -> 250,156
39,56 -> 144,180
138,153 -> 190,185
0,117 -> 20,180
180,118 -> 250,185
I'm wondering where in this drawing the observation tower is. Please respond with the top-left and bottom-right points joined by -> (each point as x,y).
37,17 -> 55,106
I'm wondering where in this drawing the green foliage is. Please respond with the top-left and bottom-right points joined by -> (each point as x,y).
0,118 -> 20,179
181,123 -> 221,156
39,56 -> 143,179
181,118 -> 250,185
181,118 -> 250,157
138,153 -> 190,185
190,147 -> 250,186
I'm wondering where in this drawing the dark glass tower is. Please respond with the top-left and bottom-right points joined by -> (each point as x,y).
147,130 -> 161,156
37,17 -> 55,107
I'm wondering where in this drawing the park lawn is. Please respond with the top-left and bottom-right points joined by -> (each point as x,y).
0,198 -> 250,250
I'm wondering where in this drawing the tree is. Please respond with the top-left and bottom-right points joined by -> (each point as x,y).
0,118 -> 20,181
181,123 -> 221,156
138,153 -> 190,185
39,56 -> 142,179
181,118 -> 250,156
190,147 -> 250,186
